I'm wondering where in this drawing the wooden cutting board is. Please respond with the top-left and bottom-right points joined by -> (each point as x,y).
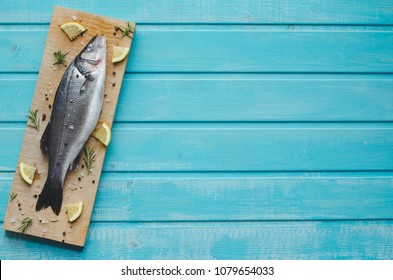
3,6 -> 135,247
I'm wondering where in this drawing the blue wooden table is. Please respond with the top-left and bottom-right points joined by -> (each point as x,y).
1,0 -> 393,259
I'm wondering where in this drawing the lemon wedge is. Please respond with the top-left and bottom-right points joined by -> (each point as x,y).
60,22 -> 87,40
66,201 -> 84,222
19,162 -> 36,185
112,46 -> 129,63
94,122 -> 111,146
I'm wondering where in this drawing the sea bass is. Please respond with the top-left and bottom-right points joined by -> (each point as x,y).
36,35 -> 106,215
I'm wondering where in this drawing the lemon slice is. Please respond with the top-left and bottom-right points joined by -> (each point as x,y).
94,122 -> 111,146
19,162 -> 36,185
66,201 -> 84,222
60,22 -> 87,40
112,46 -> 130,63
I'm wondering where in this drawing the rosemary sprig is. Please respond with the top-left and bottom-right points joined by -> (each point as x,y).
83,147 -> 96,175
9,192 -> 17,202
53,50 -> 68,65
114,21 -> 134,38
18,217 -> 33,233
28,109 -> 40,131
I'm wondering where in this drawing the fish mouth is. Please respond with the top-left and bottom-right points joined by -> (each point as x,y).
78,35 -> 106,70
99,35 -> 106,49
95,35 -> 106,66
83,57 -> 103,65
89,34 -> 106,47
90,35 -> 106,50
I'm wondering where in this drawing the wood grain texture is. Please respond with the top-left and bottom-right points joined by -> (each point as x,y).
1,29 -> 393,73
1,1 -> 393,259
1,124 -> 393,172
2,6 -> 134,247
1,0 -> 393,25
1,74 -> 393,122
1,172 -> 392,222
1,221 -> 393,259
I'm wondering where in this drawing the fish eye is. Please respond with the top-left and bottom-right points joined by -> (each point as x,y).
87,44 -> 92,51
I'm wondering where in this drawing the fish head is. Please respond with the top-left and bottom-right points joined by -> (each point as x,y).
76,35 -> 106,74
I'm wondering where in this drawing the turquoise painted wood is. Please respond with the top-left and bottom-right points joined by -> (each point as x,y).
1,221 -> 393,259
2,74 -> 393,122
1,172 -> 393,221
1,124 -> 393,171
2,29 -> 393,73
1,1 -> 393,259
1,0 -> 393,25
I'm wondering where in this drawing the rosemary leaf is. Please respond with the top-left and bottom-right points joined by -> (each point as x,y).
9,192 -> 17,202
18,217 -> 33,233
114,21 -> 134,39
83,147 -> 96,176
28,109 -> 40,131
53,50 -> 68,65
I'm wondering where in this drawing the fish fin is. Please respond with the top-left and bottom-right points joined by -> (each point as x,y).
35,177 -> 63,215
40,122 -> 51,155
69,148 -> 83,171
80,75 -> 95,95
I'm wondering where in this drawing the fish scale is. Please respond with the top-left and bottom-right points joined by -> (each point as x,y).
48,67 -> 88,179
36,35 -> 106,215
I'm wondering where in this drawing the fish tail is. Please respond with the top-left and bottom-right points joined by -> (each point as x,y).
35,177 -> 63,215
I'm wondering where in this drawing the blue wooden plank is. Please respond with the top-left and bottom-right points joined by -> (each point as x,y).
1,0 -> 393,25
1,0 -> 392,261
0,124 -> 392,172
1,29 -> 393,73
1,221 -> 393,259
2,74 -> 393,122
2,172 -> 393,221
0,31 -> 45,72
